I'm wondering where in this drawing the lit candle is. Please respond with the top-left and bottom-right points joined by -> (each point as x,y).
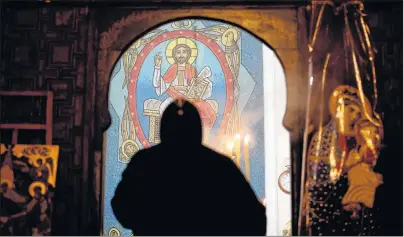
235,134 -> 241,167
244,135 -> 250,181
227,142 -> 235,160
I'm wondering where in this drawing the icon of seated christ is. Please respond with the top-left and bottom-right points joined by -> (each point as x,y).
152,38 -> 218,131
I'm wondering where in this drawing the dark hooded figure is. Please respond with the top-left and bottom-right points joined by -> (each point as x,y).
111,100 -> 266,236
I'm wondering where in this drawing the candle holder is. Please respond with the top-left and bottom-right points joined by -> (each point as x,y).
226,141 -> 235,158
225,134 -> 251,181
235,134 -> 241,167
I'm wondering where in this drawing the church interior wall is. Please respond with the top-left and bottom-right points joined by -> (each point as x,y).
0,1 -> 401,235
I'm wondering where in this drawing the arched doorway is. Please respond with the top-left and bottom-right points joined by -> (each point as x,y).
102,18 -> 291,236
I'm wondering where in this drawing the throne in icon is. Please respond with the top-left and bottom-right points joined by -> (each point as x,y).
143,77 -> 219,144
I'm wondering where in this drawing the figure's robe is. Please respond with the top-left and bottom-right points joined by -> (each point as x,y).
308,124 -> 379,236
157,63 -> 216,129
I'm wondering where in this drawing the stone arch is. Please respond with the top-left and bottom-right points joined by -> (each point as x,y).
96,9 -> 308,235
97,9 -> 308,139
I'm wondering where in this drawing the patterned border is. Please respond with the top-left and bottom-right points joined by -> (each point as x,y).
127,30 -> 234,147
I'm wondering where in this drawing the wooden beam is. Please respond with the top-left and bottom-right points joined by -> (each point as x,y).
0,124 -> 46,129
46,91 -> 53,144
0,91 -> 49,96
11,129 -> 18,144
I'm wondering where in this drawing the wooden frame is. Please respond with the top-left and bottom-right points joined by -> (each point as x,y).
0,91 -> 54,144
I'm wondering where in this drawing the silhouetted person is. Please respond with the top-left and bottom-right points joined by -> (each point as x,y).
111,100 -> 266,236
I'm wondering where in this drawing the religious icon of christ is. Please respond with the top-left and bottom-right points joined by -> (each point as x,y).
152,37 -> 217,131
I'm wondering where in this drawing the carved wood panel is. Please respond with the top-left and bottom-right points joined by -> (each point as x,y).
0,5 -> 96,235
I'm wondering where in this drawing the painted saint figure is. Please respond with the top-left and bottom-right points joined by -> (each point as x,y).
307,85 -> 382,235
152,37 -> 217,131
0,147 -> 28,235
26,182 -> 51,236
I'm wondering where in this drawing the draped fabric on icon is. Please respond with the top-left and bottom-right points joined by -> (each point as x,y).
298,1 -> 384,235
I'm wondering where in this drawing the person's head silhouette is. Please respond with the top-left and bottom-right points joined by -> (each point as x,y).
160,99 -> 202,146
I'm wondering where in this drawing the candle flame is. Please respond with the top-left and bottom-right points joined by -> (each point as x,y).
244,135 -> 250,144
227,142 -> 234,150
235,134 -> 241,140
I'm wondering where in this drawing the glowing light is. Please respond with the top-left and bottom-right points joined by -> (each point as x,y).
244,135 -> 250,180
309,76 -> 313,86
262,198 -> 267,206
329,168 -> 339,183
244,135 -> 250,144
226,141 -> 235,159
234,134 -> 241,167
227,142 -> 234,151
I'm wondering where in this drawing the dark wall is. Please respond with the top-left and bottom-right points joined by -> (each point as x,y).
0,5 -> 98,235
367,2 -> 403,236
0,1 -> 402,235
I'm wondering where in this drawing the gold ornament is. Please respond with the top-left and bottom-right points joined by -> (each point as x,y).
354,119 -> 383,158
329,85 -> 372,137
221,27 -> 239,47
108,227 -> 121,236
29,181 -> 47,197
344,149 -> 362,170
342,118 -> 384,218
0,179 -> 13,189
342,163 -> 383,209
171,20 -> 193,29
120,97 -> 140,163
165,37 -> 198,65
282,221 -> 292,236
120,140 -> 140,163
